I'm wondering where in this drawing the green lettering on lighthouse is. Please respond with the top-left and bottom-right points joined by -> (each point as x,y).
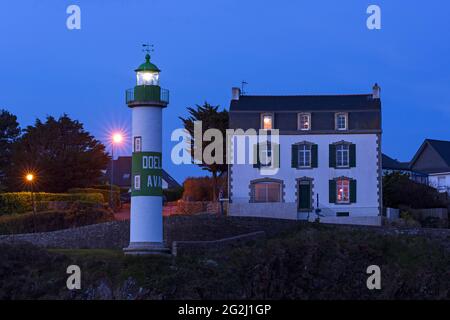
131,151 -> 163,197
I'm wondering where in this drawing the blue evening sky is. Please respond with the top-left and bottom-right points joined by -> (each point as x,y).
1,1 -> 450,183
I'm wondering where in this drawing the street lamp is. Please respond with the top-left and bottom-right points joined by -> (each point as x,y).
25,172 -> 37,232
110,132 -> 123,209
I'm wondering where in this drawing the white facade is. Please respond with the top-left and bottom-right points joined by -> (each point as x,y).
229,133 -> 381,225
428,173 -> 450,194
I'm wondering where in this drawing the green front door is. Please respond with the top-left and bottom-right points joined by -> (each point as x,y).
298,180 -> 311,211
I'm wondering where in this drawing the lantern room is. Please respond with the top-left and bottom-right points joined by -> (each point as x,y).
135,53 -> 160,86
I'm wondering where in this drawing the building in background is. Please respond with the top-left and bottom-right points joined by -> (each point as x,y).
409,139 -> 450,194
228,84 -> 383,226
381,153 -> 428,184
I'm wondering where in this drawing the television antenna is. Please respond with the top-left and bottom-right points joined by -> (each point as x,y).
241,81 -> 248,95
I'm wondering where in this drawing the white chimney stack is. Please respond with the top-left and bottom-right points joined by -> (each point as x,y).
372,83 -> 381,99
232,87 -> 241,100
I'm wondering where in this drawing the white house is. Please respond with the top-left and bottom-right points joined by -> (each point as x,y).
409,139 -> 450,194
227,84 -> 383,226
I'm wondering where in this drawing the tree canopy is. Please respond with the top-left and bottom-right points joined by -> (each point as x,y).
179,103 -> 228,200
0,110 -> 21,190
7,114 -> 109,192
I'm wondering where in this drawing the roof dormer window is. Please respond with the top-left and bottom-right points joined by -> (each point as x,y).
298,113 -> 311,131
335,113 -> 348,131
261,113 -> 274,130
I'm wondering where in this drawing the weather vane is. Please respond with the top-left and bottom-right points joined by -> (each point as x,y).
142,43 -> 154,57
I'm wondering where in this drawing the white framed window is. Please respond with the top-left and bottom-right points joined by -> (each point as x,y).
336,144 -> 349,167
261,113 -> 274,130
134,175 -> 141,190
134,136 -> 142,152
253,182 -> 281,202
438,176 -> 446,187
298,113 -> 311,130
336,178 -> 350,203
335,113 -> 348,130
298,144 -> 311,167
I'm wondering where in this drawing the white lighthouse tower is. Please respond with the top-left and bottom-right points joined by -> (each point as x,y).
124,51 -> 170,255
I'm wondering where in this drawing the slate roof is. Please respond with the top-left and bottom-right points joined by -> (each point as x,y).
382,153 -> 410,170
105,156 -> 181,189
426,139 -> 450,167
409,139 -> 450,174
230,94 -> 380,112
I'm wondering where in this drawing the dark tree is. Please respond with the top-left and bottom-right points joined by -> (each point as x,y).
8,115 -> 109,192
0,110 -> 21,190
179,103 -> 228,201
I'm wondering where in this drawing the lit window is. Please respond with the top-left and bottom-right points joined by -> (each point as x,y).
134,175 -> 141,190
336,144 -> 349,167
262,114 -> 273,130
336,178 -> 350,203
335,113 -> 347,130
298,144 -> 311,167
254,182 -> 281,202
298,113 -> 311,130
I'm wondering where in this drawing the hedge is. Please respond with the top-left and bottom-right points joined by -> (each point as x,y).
68,188 -> 121,210
0,206 -> 115,234
0,192 -> 104,216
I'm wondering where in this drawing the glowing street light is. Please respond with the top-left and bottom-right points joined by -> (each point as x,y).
113,133 -> 123,144
25,172 -> 37,221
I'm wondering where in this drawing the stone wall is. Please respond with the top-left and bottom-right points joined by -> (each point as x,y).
1,214 -> 449,252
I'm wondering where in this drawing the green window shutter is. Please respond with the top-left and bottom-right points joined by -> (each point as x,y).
349,144 -> 356,167
253,143 -> 260,168
329,144 -> 336,168
350,180 -> 357,203
329,180 -> 336,203
291,144 -> 299,168
311,144 -> 318,168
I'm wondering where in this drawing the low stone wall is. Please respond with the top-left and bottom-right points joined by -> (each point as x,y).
319,216 -> 382,226
172,231 -> 266,257
1,215 -> 449,252
0,220 -> 129,249
164,201 -> 224,216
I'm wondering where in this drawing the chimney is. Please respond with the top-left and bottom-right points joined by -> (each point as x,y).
372,83 -> 381,99
232,87 -> 241,100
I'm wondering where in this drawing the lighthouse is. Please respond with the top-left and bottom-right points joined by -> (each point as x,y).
124,51 -> 170,255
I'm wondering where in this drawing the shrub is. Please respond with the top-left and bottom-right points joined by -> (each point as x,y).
68,188 -> 120,210
91,184 -> 121,192
182,176 -> 226,201
383,173 -> 446,209
0,192 -> 104,216
0,207 -> 115,234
